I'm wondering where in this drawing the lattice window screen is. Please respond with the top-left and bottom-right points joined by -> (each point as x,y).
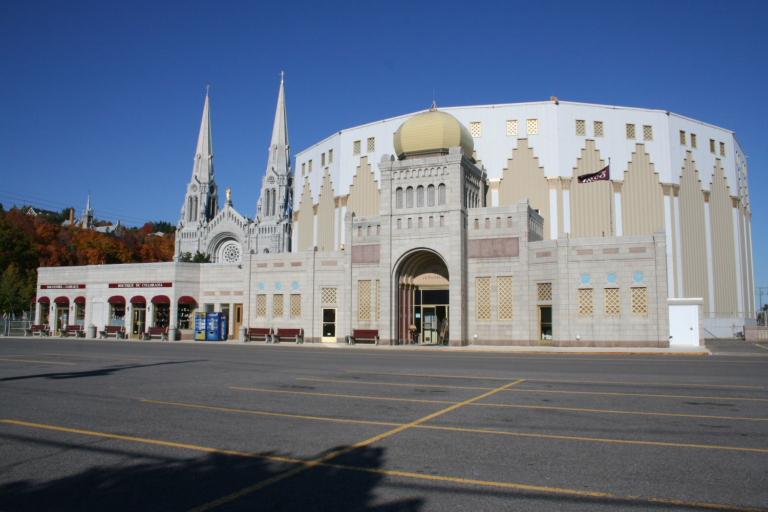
290,294 -> 301,317
273,294 -> 284,317
497,277 -> 513,320
626,124 -> 636,139
476,277 -> 491,321
358,280 -> 371,321
321,288 -> 337,304
594,121 -> 604,137
720,142 -> 726,156
301,163 -> 305,175
710,139 -> 716,153
256,294 -> 267,317
367,137 -> 375,152
690,134 -> 697,149
470,122 -> 482,138
537,282 -> 552,302
575,120 -> 586,136
321,153 -> 326,166
604,288 -> 620,316
506,120 -> 518,136
526,119 -> 538,135
353,140 -> 361,155
679,130 -> 686,146
578,288 -> 593,316
631,287 -> 647,315
643,125 -> 653,141
376,280 -> 380,321
328,149 -> 333,163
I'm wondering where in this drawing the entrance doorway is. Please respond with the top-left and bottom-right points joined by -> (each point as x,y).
233,304 -> 243,340
321,308 -> 336,343
132,307 -> 146,339
55,306 -> 69,336
396,250 -> 449,345
538,306 -> 552,346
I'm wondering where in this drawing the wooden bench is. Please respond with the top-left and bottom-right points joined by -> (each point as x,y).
143,326 -> 168,341
61,325 -> 85,338
99,325 -> 125,339
244,327 -> 272,343
348,329 -> 379,345
273,328 -> 304,344
24,324 -> 49,337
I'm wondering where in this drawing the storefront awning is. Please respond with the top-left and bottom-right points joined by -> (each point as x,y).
177,296 -> 196,304
74,296 -> 86,304
151,295 -> 171,304
130,295 -> 146,304
108,295 -> 126,304
54,296 -> 69,304
37,297 -> 50,304
30,295 -> 37,304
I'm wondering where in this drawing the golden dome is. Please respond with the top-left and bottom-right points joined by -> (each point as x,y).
393,104 -> 474,160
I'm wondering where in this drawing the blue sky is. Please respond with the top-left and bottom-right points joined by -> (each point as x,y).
1,0 -> 766,290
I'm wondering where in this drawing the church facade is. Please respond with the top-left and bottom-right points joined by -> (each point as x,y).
34,80 -> 754,346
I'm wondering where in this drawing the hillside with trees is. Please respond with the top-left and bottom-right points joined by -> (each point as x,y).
0,205 -> 175,315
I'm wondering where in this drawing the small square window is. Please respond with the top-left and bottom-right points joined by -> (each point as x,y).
710,139 -> 716,153
679,130 -> 686,146
506,120 -> 518,136
328,149 -> 333,163
626,124 -> 636,139
690,134 -> 697,149
470,122 -> 482,138
594,121 -> 604,137
526,119 -> 538,135
367,137 -> 375,152
575,120 -> 586,136
643,125 -> 653,141
321,153 -> 326,166
720,142 -> 726,156
353,140 -> 361,155
308,160 -> 313,172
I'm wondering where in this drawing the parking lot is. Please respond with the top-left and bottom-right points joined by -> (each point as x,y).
0,337 -> 766,511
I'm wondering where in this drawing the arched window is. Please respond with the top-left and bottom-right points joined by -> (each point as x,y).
193,197 -> 198,221
427,185 -> 435,206
188,197 -> 193,221
271,189 -> 276,216
406,187 -> 414,208
438,184 -> 446,205
417,186 -> 424,207
265,190 -> 271,218
396,188 -> 403,209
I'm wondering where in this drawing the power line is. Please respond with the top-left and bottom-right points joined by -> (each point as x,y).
0,191 -> 158,224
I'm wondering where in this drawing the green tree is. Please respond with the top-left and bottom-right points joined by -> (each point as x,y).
179,251 -> 211,263
0,213 -> 38,274
0,264 -> 36,315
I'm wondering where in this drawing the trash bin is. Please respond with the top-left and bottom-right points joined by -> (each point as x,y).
87,324 -> 97,339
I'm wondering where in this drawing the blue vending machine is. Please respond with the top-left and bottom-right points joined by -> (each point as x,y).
194,313 -> 207,341
220,313 -> 228,341
206,312 -> 220,341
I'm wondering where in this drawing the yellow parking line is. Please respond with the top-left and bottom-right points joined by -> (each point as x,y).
755,344 -> 768,351
231,386 -> 768,422
230,387 -> 456,405
0,358 -> 76,366
508,388 -> 768,402
346,370 -> 764,389
140,400 -> 402,427
296,377 -> 494,390
3,419 -> 762,512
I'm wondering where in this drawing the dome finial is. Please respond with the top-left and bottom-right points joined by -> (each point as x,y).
430,100 -> 437,112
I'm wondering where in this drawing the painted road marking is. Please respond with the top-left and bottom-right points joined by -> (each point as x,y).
0,358 -> 76,366
345,370 -> 764,389
2,419 -> 762,512
187,380 -> 526,511
755,344 -> 768,351
231,386 -> 768,422
144,397 -> 768,453
298,378 -> 768,402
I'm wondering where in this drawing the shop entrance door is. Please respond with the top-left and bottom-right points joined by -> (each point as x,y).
233,304 -> 243,340
132,308 -> 146,339
538,306 -> 553,346
321,308 -> 336,343
56,306 -> 68,336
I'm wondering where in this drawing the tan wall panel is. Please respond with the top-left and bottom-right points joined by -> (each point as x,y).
709,160 -> 738,313
346,156 -> 380,217
570,140 -> 611,238
679,152 -> 709,310
316,170 -> 336,251
498,139 -> 551,239
296,177 -> 314,252
622,144 -> 664,236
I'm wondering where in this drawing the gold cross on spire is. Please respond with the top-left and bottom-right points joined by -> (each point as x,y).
205,84 -> 210,95
280,71 -> 285,82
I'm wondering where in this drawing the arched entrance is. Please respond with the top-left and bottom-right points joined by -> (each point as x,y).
395,250 -> 449,345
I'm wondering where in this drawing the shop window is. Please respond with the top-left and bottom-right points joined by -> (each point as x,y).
178,304 -> 194,329
154,303 -> 170,328
75,303 -> 85,326
110,303 -> 126,326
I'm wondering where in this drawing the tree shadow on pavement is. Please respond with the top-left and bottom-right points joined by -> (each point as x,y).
0,360 -> 206,382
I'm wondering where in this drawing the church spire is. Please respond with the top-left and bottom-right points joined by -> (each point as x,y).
266,73 -> 290,176
193,87 -> 214,182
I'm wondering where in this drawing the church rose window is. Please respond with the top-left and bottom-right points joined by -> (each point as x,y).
220,241 -> 242,263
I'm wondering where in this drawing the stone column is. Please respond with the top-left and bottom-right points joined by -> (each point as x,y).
661,184 -> 676,298
547,178 -> 559,240
702,191 -> 715,314
561,178 -> 572,235
732,196 -> 744,314
653,228 -> 670,347
612,181 -> 623,237
489,178 -> 500,207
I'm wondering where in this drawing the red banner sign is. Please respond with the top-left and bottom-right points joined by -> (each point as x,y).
578,165 -> 610,183
109,282 -> 173,289
40,284 -> 86,289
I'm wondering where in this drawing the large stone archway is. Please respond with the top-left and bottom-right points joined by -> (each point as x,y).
394,249 -> 450,345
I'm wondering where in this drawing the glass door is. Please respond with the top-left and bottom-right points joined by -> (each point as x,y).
321,308 -> 336,343
56,306 -> 69,335
132,308 -> 146,338
539,306 -> 553,346
421,307 -> 437,344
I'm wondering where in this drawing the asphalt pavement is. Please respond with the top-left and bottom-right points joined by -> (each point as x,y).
0,336 -> 766,511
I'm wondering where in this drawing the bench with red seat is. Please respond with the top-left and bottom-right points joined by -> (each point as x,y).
25,324 -> 50,337
61,325 -> 85,338
99,325 -> 126,339
348,329 -> 379,345
273,328 -> 304,344
143,326 -> 168,341
244,327 -> 272,343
